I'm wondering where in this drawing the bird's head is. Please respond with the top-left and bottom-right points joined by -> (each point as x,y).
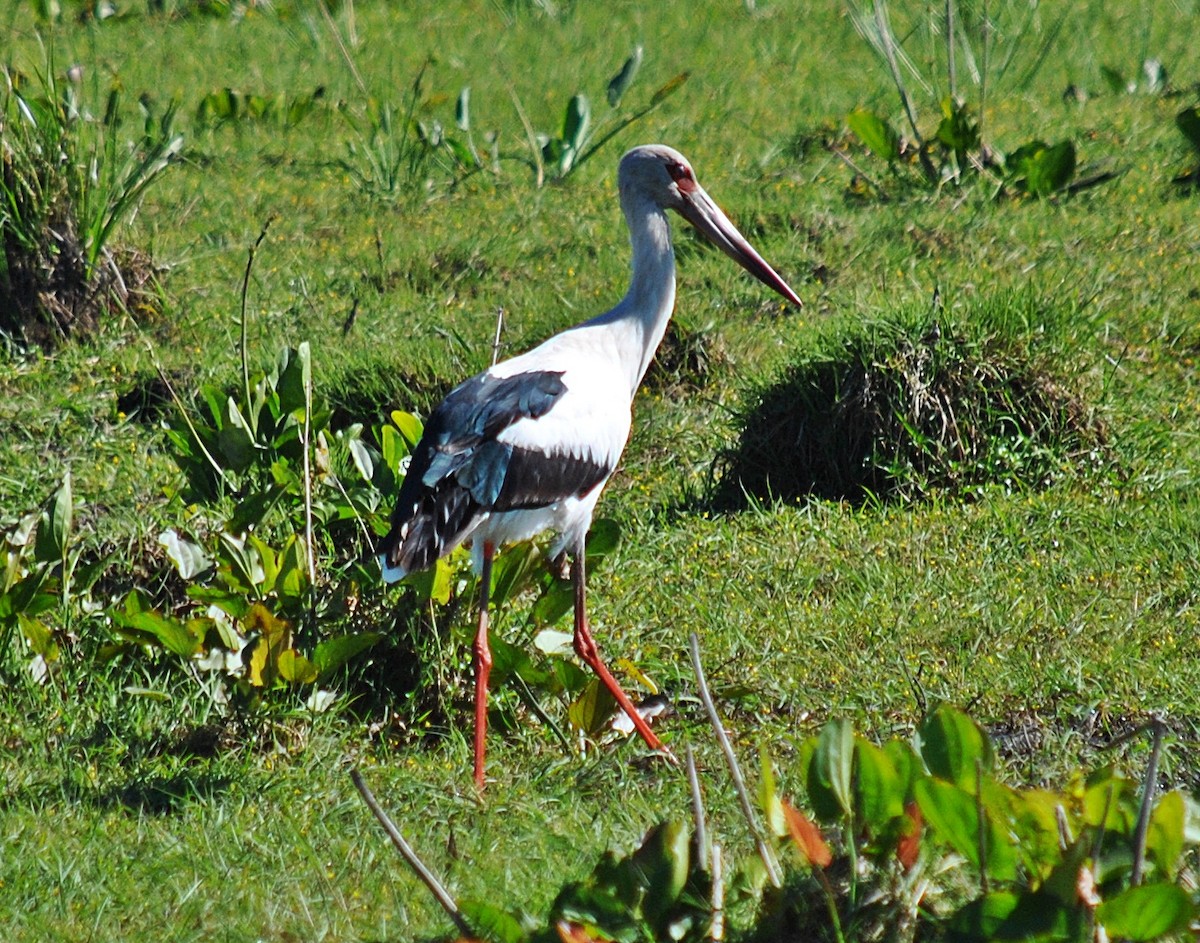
618,144 -> 803,308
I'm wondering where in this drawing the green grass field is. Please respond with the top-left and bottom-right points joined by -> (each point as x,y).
2,1 -> 1200,940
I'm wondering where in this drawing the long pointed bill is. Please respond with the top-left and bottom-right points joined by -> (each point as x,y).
677,184 -> 803,308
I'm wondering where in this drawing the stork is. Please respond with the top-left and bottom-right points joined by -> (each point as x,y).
378,144 -> 802,788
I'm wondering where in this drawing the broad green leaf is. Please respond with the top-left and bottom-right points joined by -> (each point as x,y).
935,97 -> 980,154
915,776 -> 980,865
390,410 -> 424,449
275,346 -> 307,418
18,613 -> 58,660
915,776 -> 1017,882
1098,884 -> 1195,940
248,534 -> 279,595
1005,787 -> 1063,878
34,472 -> 72,565
158,528 -> 212,580
482,635 -> 531,685
1176,106 -> 1200,154
810,718 -> 854,820
312,633 -> 383,677
884,738 -> 921,798
560,94 -> 590,173
947,891 -> 1072,942
847,107 -> 901,162
111,596 -> 202,658
276,536 -> 308,600
586,518 -> 621,559
946,891 -> 1018,941
490,541 -> 541,606
532,580 -> 574,625
1145,789 -> 1186,877
629,820 -> 690,923
917,704 -> 993,791
380,423 -> 410,475
800,734 -> 842,823
854,738 -> 905,830
277,649 -> 319,684
1081,768 -> 1134,832
458,899 -> 527,943
215,421 -> 255,473
533,628 -> 574,656
568,678 -> 616,736
403,556 -> 454,605
607,46 -> 643,107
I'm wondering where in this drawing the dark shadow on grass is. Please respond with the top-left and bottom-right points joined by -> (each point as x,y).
97,772 -> 235,815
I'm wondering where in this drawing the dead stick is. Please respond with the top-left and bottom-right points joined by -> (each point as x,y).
686,745 -> 709,873
688,632 -> 783,887
1131,719 -> 1166,886
710,842 -> 725,942
349,769 -> 473,937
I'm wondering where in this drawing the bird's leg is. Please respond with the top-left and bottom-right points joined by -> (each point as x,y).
571,550 -> 670,755
473,542 -> 495,790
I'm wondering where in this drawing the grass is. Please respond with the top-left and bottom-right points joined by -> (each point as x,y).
2,0 -> 1200,940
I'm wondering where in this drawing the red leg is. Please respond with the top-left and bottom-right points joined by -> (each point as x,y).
473,542 -> 495,790
571,550 -> 673,757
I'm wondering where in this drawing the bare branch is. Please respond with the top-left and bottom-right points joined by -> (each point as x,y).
688,632 -> 783,887
349,769 -> 473,937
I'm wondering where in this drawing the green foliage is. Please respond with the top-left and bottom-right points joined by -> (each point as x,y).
757,706 -> 1200,942
1006,140 -> 1077,198
0,56 -> 181,344
532,50 -> 688,183
338,59 -> 441,201
0,473 -> 85,681
842,1 -> 1092,198
196,85 -> 325,129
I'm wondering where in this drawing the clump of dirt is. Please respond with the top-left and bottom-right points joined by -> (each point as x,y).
714,307 -> 1111,508
0,213 -> 162,348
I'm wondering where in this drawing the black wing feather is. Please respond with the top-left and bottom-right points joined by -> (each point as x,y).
378,370 -> 608,575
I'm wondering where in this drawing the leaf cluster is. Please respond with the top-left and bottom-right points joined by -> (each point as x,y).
841,1 -> 1099,200
756,706 -> 1198,943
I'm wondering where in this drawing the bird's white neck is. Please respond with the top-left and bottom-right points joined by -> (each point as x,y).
585,188 -> 677,395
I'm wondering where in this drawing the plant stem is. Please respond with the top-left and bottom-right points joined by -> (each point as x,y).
239,218 -> 274,425
688,632 -> 783,888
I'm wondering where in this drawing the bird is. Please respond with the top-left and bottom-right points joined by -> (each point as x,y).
378,144 -> 802,788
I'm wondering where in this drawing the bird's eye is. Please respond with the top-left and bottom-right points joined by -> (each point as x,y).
666,160 -> 696,191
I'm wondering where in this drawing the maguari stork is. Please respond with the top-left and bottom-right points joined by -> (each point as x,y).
378,144 -> 803,787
